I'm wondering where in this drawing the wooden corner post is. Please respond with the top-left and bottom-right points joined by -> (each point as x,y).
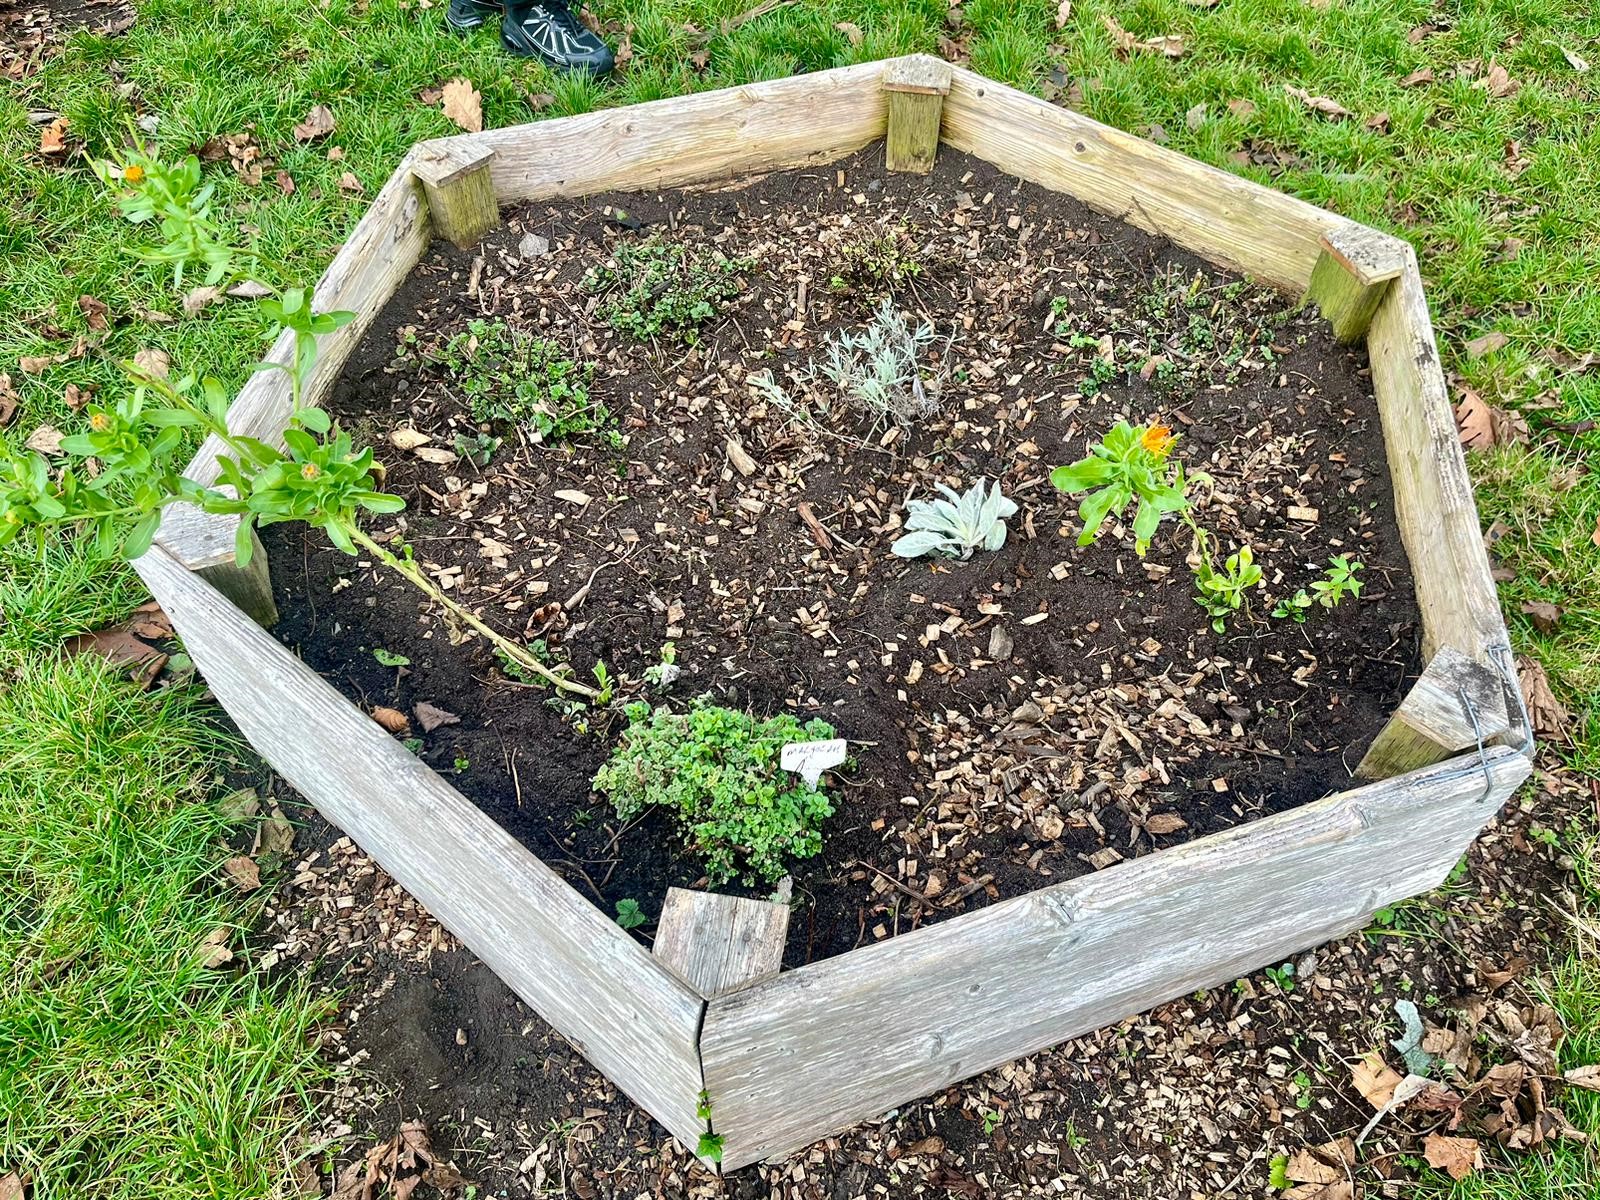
1356,646 -> 1511,780
883,58 -> 952,174
195,527 -> 278,628
1305,226 -> 1408,343
653,885 -> 789,999
410,142 -> 499,250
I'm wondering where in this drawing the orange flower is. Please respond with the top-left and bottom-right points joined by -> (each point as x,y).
89,412 -> 112,432
1141,424 -> 1174,455
300,463 -> 321,481
122,163 -> 145,184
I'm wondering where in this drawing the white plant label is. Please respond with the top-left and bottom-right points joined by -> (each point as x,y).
780,738 -> 847,788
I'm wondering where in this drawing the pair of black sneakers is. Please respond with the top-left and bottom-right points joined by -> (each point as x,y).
446,0 -> 615,75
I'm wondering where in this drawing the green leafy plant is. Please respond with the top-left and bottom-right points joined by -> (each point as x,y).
1264,962 -> 1295,992
613,898 -> 646,929
453,754 -> 470,772
593,700 -> 836,884
1309,555 -> 1364,607
432,319 -> 613,445
829,225 -> 924,299
1194,543 -> 1263,633
697,1132 -> 724,1163
452,430 -> 501,467
584,234 -> 750,344
372,648 -> 409,667
890,479 -> 1016,561
642,641 -> 679,691
1269,1154 -> 1290,1190
93,132 -> 249,289
1272,590 -> 1313,622
590,660 -> 614,705
981,1108 -> 1003,1135
1050,421 -> 1193,556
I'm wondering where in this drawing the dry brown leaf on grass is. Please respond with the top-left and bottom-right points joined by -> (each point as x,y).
258,805 -> 296,857
371,706 -> 411,735
293,103 -> 336,142
440,77 -> 483,133
0,375 -> 16,428
77,294 -> 109,331
39,117 -> 69,154
198,927 -> 233,968
1517,657 -> 1568,741
1102,16 -> 1184,58
132,346 -> 170,379
222,855 -> 261,891
1054,0 -> 1071,29
834,20 -> 862,45
24,424 -> 64,456
1520,602 -> 1562,634
1561,46 -> 1590,72
1465,329 -> 1509,358
1423,1133 -> 1480,1181
1454,389 -> 1528,450
1475,62 -> 1520,98
1399,67 -> 1435,87
337,171 -> 364,195
1285,84 -> 1351,118
1564,1064 -> 1600,1090
0,1172 -> 24,1200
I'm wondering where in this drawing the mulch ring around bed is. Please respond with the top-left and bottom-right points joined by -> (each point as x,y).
262,143 -> 1418,965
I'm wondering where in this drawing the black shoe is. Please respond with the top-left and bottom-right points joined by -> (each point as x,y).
445,0 -> 499,33
501,0 -> 615,75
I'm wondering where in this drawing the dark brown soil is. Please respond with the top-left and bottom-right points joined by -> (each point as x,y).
263,143 -> 1419,966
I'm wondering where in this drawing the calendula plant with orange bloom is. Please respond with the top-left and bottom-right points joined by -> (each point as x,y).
1050,420 -> 1198,557
92,130 -> 251,290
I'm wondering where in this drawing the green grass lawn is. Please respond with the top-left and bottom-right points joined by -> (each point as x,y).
3,0 -> 1598,1194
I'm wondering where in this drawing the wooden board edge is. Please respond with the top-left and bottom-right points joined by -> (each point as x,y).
702,745 -> 1530,1167
420,58 -> 892,204
132,543 -> 708,1147
938,65 -> 1358,293
1366,251 -> 1526,748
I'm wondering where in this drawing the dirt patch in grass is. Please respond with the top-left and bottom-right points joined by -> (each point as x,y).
262,144 -> 1417,964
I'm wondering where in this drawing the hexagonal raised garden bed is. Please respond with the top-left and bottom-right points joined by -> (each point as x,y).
137,56 -> 1530,1170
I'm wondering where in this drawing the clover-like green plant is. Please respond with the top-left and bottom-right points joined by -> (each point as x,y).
890,478 -> 1016,561
1050,421 -> 1192,556
1193,542 -> 1263,633
593,700 -> 837,884
431,319 -> 616,445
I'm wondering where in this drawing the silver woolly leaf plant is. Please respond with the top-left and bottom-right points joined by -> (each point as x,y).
817,298 -> 941,432
891,479 -> 1018,561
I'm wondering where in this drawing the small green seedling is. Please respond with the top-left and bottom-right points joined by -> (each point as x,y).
1051,422 -> 1193,556
1309,555 -> 1364,608
981,1108 -> 1003,1135
1269,1154 -> 1290,1190
614,898 -> 646,929
453,430 -> 501,467
591,661 -> 614,705
1194,543 -> 1263,633
373,647 -> 410,667
1272,590 -> 1314,623
642,641 -> 680,691
1292,1069 -> 1313,1109
453,754 -> 470,772
696,1133 -> 724,1163
1264,962 -> 1295,992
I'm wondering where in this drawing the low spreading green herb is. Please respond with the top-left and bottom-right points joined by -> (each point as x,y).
584,235 -> 750,344
432,319 -> 613,446
593,700 -> 836,884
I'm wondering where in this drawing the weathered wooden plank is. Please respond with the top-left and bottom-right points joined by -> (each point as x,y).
431,59 -> 889,203
1305,226 -> 1408,343
412,142 -> 499,250
1367,254 -> 1513,687
654,887 -> 790,998
133,544 -> 707,1146
154,155 -> 433,569
1356,646 -> 1510,779
883,57 -> 951,174
701,747 -> 1530,1168
939,64 -> 1356,292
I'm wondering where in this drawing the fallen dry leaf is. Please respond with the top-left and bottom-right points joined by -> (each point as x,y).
1138,33 -> 1185,57
1475,61 -> 1519,98
127,600 -> 173,640
258,808 -> 296,859
220,788 -> 261,822
1353,1049 -> 1404,1109
1520,602 -> 1562,634
1423,1133 -> 1480,1181
183,285 -> 222,317
1517,656 -> 1568,741
222,855 -> 261,891
1283,1138 -> 1356,1200
1145,812 -> 1187,834
371,706 -> 411,735
275,169 -> 296,195
198,927 -> 233,968
1465,329 -> 1509,358
1399,67 -> 1435,87
77,294 -> 109,331
0,374 -> 17,427
835,20 -> 862,46
389,427 -> 432,451
1185,101 -> 1208,129
554,488 -> 594,506
293,103 -> 336,142
1285,84 -> 1351,119
415,701 -> 460,733
24,424 -> 64,456
0,1172 -> 23,1200
1454,389 -> 1527,450
414,446 -> 457,465
20,355 -> 56,375
1365,111 -> 1391,132
132,346 -> 171,379
1563,1064 -> 1600,1091
1561,46 -> 1590,72
440,77 -> 483,133
337,171 -> 364,194
1227,98 -> 1257,118
1054,0 -> 1071,29
39,117 -> 69,154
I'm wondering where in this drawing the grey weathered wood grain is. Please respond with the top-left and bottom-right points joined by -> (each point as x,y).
133,543 -> 707,1146
412,142 -> 499,250
154,157 -> 433,570
1306,226 -> 1409,343
1367,252 -> 1515,705
939,62 -> 1357,292
654,887 -> 790,998
430,59 -> 889,203
700,748 -> 1529,1167
1356,646 -> 1510,779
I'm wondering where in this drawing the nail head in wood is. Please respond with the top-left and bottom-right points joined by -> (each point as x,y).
1355,646 -> 1510,780
1305,225 -> 1408,344
883,57 -> 952,175
411,142 -> 499,250
652,886 -> 789,998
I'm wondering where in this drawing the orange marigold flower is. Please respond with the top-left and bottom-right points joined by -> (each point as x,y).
300,463 -> 321,481
122,163 -> 145,184
89,412 -> 113,432
1141,424 -> 1174,455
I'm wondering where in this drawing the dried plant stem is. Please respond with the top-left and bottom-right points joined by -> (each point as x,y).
346,524 -> 600,700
